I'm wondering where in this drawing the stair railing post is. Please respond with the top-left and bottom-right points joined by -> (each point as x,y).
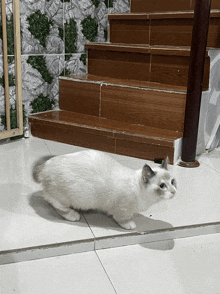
179,0 -> 212,168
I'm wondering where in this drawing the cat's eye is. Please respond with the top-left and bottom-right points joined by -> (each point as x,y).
171,179 -> 175,185
160,183 -> 166,189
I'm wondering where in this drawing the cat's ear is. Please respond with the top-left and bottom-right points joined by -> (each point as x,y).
142,164 -> 156,183
161,157 -> 169,170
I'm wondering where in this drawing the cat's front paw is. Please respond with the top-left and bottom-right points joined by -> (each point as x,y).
118,220 -> 137,230
57,208 -> 81,222
66,210 -> 81,222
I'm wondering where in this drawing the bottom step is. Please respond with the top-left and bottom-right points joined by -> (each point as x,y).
28,110 -> 182,164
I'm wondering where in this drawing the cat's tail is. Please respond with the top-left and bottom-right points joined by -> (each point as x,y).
32,155 -> 54,183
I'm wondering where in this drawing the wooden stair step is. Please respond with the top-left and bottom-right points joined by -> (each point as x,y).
130,0 -> 220,13
86,43 -> 210,89
61,74 -> 188,92
28,110 -> 182,164
59,74 -> 186,133
86,42 -> 194,55
108,11 -> 220,48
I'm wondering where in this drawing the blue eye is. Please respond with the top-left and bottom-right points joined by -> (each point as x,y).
160,183 -> 166,189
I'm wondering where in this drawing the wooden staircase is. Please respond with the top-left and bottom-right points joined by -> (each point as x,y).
29,1 -> 220,164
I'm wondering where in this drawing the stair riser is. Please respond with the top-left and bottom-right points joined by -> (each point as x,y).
116,134 -> 174,164
151,18 -> 220,48
131,0 -> 192,13
29,119 -> 175,164
59,79 -> 186,132
88,50 -> 150,82
101,85 -> 186,132
130,0 -> 220,13
109,18 -> 220,48
30,120 -> 116,154
109,19 -> 150,45
87,49 -> 210,89
59,79 -> 101,117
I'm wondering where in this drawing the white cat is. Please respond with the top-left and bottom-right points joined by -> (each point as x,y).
33,150 -> 177,230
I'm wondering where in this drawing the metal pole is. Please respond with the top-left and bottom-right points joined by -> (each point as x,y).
179,0 -> 212,168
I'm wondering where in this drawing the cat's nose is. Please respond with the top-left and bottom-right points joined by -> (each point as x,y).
170,191 -> 176,198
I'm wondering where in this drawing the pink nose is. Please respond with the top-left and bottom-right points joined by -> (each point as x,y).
170,191 -> 175,198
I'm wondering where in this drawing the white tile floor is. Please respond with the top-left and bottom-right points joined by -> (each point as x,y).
1,233 -> 220,293
1,136 -> 220,293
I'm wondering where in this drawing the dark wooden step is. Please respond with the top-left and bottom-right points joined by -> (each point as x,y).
28,110 -> 183,164
59,75 -> 186,133
130,0 -> 220,13
85,43 -> 210,89
108,11 -> 220,48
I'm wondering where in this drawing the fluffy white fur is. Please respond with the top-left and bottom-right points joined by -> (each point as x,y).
33,150 -> 177,230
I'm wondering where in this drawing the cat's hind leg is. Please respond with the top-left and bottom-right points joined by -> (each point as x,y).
47,197 -> 81,222
55,206 -> 81,222
116,220 -> 136,230
112,211 -> 136,230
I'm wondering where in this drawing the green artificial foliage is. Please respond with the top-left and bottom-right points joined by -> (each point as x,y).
60,70 -> 65,76
60,70 -> 65,77
80,54 -> 87,66
65,68 -> 71,76
81,16 -> 98,42
104,0 -> 114,8
0,73 -> 15,88
91,0 -> 100,7
60,68 -> 71,76
8,56 -> 14,64
27,10 -> 53,48
5,15 -> 15,55
65,19 -> 77,53
30,94 -> 55,113
104,29 -> 108,41
58,27 -> 64,40
65,55 -> 72,61
0,104 -> 26,140
0,15 -> 15,55
27,56 -> 54,84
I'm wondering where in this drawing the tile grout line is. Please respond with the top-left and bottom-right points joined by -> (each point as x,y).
0,238 -> 95,266
95,250 -> 118,294
82,213 -> 96,251
43,139 -> 53,155
1,221 -> 220,265
199,159 -> 220,175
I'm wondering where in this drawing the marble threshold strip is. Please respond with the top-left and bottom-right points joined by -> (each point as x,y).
1,221 -> 220,265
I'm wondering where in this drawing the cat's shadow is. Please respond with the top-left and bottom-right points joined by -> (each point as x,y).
29,191 -> 175,250
29,191 -> 87,227
83,210 -> 175,250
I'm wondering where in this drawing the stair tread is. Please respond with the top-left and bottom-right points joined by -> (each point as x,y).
60,74 -> 187,93
29,110 -> 182,142
130,0 -> 220,13
108,10 -> 220,20
85,43 -> 208,57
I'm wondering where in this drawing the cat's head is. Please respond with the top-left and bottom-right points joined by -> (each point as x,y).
142,157 -> 177,200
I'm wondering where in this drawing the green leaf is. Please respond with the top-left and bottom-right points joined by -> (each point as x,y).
27,56 -> 54,84
30,94 -> 55,113
27,10 -> 53,48
81,16 -> 98,42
